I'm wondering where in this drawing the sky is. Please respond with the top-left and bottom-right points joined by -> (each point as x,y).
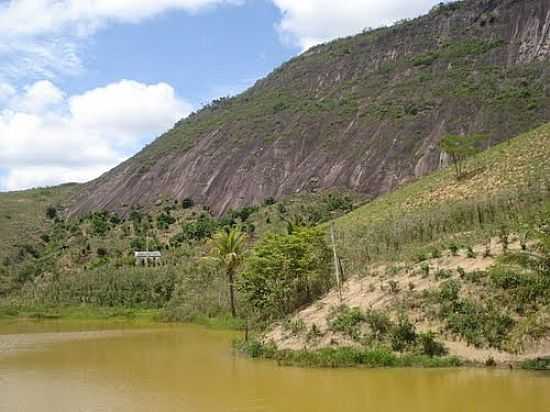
0,0 -> 444,192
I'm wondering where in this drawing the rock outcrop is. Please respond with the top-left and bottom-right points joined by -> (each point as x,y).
69,0 -> 550,216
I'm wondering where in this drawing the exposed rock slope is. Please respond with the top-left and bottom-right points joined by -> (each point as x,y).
70,0 -> 550,216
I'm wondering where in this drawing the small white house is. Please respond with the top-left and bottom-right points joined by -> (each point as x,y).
134,251 -> 162,267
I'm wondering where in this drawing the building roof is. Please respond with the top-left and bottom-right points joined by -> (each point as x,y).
134,251 -> 162,258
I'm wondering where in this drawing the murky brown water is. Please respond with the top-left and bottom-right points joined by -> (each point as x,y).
1,321 -> 549,412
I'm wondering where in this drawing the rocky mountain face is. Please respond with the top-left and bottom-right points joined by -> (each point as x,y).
69,0 -> 550,216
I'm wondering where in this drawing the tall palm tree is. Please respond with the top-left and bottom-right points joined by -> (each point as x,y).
207,227 -> 247,317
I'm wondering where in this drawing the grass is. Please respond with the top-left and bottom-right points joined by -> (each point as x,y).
235,339 -> 462,368
161,312 -> 246,330
0,184 -> 79,262
0,303 -> 162,322
331,123 -> 550,266
520,357 -> 550,371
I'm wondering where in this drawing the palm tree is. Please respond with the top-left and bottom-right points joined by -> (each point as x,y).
207,227 -> 247,317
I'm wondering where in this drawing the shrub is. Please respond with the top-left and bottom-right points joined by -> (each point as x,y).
419,331 -> 447,357
391,315 -> 417,352
365,310 -> 392,339
328,305 -> 365,340
181,198 -> 194,209
96,247 -> 108,257
46,207 -> 57,220
444,299 -> 514,349
239,228 -> 332,321
448,243 -> 459,256
157,213 -> 176,230
439,279 -> 461,302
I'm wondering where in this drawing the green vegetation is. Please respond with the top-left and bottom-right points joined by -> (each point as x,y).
440,133 -> 486,179
334,124 -> 550,268
0,304 -> 161,322
239,227 -> 332,321
235,339 -> 461,368
206,228 -> 247,317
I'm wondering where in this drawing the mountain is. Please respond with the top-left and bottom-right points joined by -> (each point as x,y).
69,0 -> 550,217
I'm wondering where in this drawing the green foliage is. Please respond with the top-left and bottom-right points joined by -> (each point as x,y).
165,260 -> 233,321
156,212 -> 176,230
440,133 -> 487,179
438,279 -> 461,302
22,267 -> 177,308
46,206 -> 57,220
443,299 -> 515,349
89,211 -> 111,236
328,305 -> 365,340
181,198 -> 194,209
391,315 -> 417,352
239,227 -> 332,321
235,339 -> 461,368
230,206 -> 259,223
520,357 -> 550,370
365,309 -> 391,339
206,227 -> 248,317
174,214 -> 221,242
419,331 -> 448,357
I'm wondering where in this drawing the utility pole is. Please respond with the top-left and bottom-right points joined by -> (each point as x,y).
330,222 -> 343,303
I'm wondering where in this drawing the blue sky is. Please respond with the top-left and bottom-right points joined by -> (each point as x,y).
0,0 -> 442,191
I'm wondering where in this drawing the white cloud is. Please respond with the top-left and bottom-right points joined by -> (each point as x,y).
0,0 -> 241,82
0,79 -> 192,191
0,0 -> 242,36
271,0 -> 442,50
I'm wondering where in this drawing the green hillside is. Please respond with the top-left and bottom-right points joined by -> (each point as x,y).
332,123 -> 550,270
0,184 -> 79,262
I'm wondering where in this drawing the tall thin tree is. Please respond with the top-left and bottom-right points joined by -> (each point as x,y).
207,227 -> 247,317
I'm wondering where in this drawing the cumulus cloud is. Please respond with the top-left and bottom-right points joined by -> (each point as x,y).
271,0 -> 442,50
0,79 -> 192,191
0,0 -> 241,81
0,0 -> 242,36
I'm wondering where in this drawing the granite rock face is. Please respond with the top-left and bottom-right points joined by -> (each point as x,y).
69,0 -> 550,216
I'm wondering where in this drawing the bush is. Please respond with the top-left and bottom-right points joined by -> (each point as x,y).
157,213 -> 176,230
365,310 -> 392,339
46,206 -> 57,220
328,305 -> 365,340
439,279 -> 461,302
391,315 -> 417,352
181,198 -> 194,209
419,331 -> 447,357
239,228 -> 332,321
444,299 -> 514,349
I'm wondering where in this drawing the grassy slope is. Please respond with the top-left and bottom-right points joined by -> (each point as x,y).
336,123 -> 550,228
0,184 -> 79,261
332,123 -> 550,266
259,124 -> 550,367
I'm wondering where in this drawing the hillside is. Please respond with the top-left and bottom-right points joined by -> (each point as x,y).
258,124 -> 550,366
0,184 -> 79,262
70,0 -> 550,217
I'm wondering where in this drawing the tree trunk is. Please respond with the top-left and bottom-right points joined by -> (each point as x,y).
228,269 -> 237,318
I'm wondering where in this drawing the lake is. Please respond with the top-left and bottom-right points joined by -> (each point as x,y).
1,321 -> 549,412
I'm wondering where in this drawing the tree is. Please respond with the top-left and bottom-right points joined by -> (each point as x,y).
239,228 -> 332,321
181,198 -> 194,209
440,134 -> 486,179
46,206 -> 57,220
207,227 -> 247,317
